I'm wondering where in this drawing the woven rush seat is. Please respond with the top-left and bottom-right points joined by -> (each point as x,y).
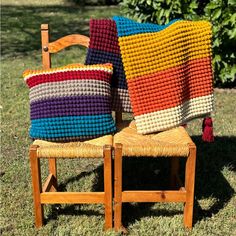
33,135 -> 113,158
114,121 -> 193,157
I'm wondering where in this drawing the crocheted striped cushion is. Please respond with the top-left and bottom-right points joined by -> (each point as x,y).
113,16 -> 214,134
23,64 -> 116,141
85,19 -> 132,113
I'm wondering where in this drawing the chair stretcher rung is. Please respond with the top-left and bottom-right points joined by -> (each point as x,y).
121,190 -> 186,203
40,192 -> 105,204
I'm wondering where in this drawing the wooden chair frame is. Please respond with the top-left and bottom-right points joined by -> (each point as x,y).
29,24 -> 113,229
114,143 -> 197,231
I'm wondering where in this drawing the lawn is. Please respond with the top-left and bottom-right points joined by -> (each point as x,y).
1,1 -> 236,235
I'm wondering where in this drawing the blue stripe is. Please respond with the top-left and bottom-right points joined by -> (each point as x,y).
113,16 -> 181,37
30,114 -> 116,139
86,48 -> 127,89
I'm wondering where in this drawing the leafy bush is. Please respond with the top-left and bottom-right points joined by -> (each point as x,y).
120,0 -> 236,87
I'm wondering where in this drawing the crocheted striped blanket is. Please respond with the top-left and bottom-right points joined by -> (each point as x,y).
87,17 -> 214,134
86,19 -> 132,112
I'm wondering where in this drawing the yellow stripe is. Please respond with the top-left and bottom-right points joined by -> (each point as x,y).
118,20 -> 212,80
23,63 -> 113,78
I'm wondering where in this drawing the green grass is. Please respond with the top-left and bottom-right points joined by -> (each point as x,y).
1,1 -> 236,235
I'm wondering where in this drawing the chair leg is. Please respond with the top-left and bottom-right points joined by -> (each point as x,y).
184,143 -> 197,228
170,158 -> 179,188
114,143 -> 123,231
29,145 -> 44,228
48,158 -> 57,191
103,145 -> 113,230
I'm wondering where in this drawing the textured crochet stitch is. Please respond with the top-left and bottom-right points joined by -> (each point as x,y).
23,63 -> 116,141
85,19 -> 132,113
113,16 -> 214,134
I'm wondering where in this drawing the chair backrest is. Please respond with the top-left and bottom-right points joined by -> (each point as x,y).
41,24 -> 122,123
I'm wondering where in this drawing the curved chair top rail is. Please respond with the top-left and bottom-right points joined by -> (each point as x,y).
41,24 -> 90,54
49,34 -> 89,53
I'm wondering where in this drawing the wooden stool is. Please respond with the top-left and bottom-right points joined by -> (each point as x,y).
30,140 -> 113,229
113,121 -> 196,231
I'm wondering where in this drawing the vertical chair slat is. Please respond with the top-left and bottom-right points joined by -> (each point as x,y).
41,24 -> 51,69
114,143 -> 123,231
184,143 -> 197,228
103,145 -> 113,229
41,24 -> 57,190
30,145 -> 44,228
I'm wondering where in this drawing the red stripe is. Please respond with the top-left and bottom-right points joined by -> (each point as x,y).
127,57 -> 213,116
26,70 -> 111,88
89,19 -> 120,55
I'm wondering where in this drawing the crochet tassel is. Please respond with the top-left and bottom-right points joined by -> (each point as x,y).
202,117 -> 214,142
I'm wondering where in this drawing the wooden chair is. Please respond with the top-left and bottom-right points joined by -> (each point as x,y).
113,121 -> 197,231
29,24 -> 113,229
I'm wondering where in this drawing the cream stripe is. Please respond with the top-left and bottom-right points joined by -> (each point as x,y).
135,94 -> 214,134
112,88 -> 130,100
29,79 -> 111,103
111,88 -> 132,112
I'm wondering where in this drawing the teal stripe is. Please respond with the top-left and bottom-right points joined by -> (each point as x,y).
30,114 -> 116,139
113,16 -> 181,37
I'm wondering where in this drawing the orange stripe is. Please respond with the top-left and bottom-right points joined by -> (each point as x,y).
128,57 -> 213,116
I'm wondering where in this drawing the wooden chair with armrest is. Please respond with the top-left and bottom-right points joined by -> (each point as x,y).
29,24 -> 113,229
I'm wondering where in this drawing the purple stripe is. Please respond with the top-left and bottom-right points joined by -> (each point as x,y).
30,95 -> 111,119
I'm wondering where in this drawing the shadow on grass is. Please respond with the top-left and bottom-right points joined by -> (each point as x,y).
1,4 -> 119,59
1,5 -> 88,59
192,136 -> 235,223
46,167 -> 105,223
45,136 -> 235,227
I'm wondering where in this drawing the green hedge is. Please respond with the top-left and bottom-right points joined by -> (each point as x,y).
120,0 -> 236,87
